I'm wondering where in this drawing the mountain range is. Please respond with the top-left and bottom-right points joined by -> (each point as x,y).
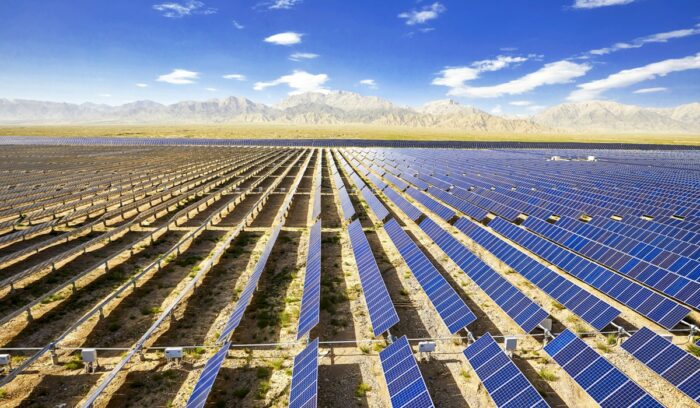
1,91 -> 699,134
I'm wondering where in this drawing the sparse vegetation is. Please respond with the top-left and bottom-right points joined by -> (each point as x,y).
538,368 -> 558,382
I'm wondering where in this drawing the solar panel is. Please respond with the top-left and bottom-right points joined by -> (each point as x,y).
289,338 -> 319,408
405,188 -> 455,221
347,219 -> 399,336
544,329 -> 663,408
419,217 -> 548,333
360,185 -> 390,221
337,186 -> 356,221
368,172 -> 388,191
383,218 -> 476,333
378,336 -> 435,408
621,327 -> 700,402
383,188 -> 423,222
186,342 -> 231,408
218,226 -> 281,342
453,217 -> 620,331
464,333 -> 549,407
297,220 -> 322,340
384,172 -> 410,192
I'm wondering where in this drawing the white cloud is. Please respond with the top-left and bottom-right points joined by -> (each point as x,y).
359,79 -> 378,89
205,87 -> 217,92
437,60 -> 591,98
232,20 -> 245,30
289,52 -> 319,61
264,32 -> 303,46
254,70 -> 329,95
398,2 -> 446,26
223,74 -> 246,81
268,0 -> 302,9
633,87 -> 668,94
589,24 -> 700,56
573,0 -> 635,9
490,105 -> 503,115
99,93 -> 112,98
135,83 -> 149,88
157,69 -> 200,85
152,1 -> 216,18
432,55 -> 531,90
472,55 -> 529,72
509,100 -> 532,106
569,53 -> 700,101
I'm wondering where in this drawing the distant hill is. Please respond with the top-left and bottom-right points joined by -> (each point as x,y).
1,92 -> 699,134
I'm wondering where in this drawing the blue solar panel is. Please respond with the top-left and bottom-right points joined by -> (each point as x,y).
337,185 -> 356,221
218,226 -> 281,342
360,185 -> 390,221
347,219 -> 399,336
297,220 -> 322,340
383,218 -> 476,333
464,333 -> 549,408
289,338 -> 319,408
384,188 -> 423,222
186,342 -> 231,408
379,336 -> 435,408
621,327 -> 700,402
453,217 -> 620,331
368,173 -> 388,191
544,329 -> 663,408
384,172 -> 410,192
419,217 -> 548,333
405,188 -> 455,221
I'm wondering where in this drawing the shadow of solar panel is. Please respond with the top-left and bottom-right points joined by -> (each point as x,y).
347,220 -> 399,336
289,338 -> 319,408
384,188 -> 422,222
383,218 -> 475,333
297,220 -> 322,340
463,333 -> 549,408
453,217 -> 620,331
621,327 -> 700,402
544,329 -> 663,408
218,226 -> 281,342
379,336 -> 435,408
186,342 -> 231,408
418,217 -> 548,333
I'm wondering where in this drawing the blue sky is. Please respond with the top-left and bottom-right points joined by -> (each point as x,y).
1,0 -> 699,114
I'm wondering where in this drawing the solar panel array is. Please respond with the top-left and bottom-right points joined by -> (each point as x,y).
378,336 -> 435,408
383,218 -> 476,334
464,333 -> 549,407
289,338 -> 319,408
297,220 -> 322,340
621,327 -> 700,402
490,217 -> 690,329
328,152 -> 355,221
347,219 -> 400,336
419,217 -> 549,333
359,184 -> 390,221
454,218 -> 621,331
544,329 -> 663,408
186,342 -> 232,408
311,151 -> 322,221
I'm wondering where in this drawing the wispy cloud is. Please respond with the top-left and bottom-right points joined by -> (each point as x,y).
254,70 -> 329,95
205,87 -> 217,92
509,100 -> 532,106
572,0 -> 635,9
232,20 -> 245,29
98,93 -> 112,98
289,52 -> 318,61
633,87 -> 668,94
268,0 -> 302,9
588,24 -> 700,56
359,79 -> 377,89
264,32 -> 303,46
157,69 -> 199,84
152,1 -> 216,18
435,60 -> 591,98
568,53 -> 700,101
135,83 -> 149,88
432,55 -> 535,93
398,2 -> 446,26
223,74 -> 246,81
